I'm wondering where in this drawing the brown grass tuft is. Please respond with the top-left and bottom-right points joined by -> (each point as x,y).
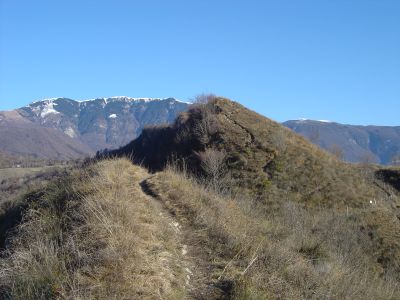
145,166 -> 400,299
0,158 -> 186,299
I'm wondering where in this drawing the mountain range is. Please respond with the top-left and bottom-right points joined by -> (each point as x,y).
0,97 -> 189,159
284,119 -> 400,165
1,98 -> 399,165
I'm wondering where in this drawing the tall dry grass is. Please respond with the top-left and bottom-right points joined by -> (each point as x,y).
146,166 -> 400,299
0,158 -> 186,299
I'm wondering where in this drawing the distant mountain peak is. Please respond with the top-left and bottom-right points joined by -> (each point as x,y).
38,97 -> 63,102
28,96 -> 192,108
0,96 -> 190,159
27,99 -> 61,118
28,97 -> 63,106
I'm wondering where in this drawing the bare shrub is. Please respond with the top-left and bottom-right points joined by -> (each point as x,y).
196,148 -> 227,188
193,104 -> 219,145
191,93 -> 217,105
174,125 -> 191,144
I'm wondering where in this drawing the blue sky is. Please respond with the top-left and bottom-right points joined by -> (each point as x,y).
0,0 -> 399,125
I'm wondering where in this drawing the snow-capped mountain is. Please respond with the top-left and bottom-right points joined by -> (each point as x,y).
0,97 -> 190,159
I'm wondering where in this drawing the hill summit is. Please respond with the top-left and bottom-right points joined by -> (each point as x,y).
110,97 -> 400,208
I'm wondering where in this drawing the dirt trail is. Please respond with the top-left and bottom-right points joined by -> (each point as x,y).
140,177 -> 231,300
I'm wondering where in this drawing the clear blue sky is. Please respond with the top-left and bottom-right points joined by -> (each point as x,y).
0,0 -> 399,125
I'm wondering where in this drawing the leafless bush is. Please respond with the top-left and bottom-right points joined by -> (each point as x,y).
196,148 -> 227,188
191,93 -> 217,105
174,126 -> 191,144
193,104 -> 219,144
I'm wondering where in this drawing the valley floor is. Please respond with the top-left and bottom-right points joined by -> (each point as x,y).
0,166 -> 59,181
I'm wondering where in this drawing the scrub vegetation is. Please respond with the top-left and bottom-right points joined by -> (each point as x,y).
1,97 -> 399,299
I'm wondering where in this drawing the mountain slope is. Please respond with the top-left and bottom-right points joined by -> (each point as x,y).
284,119 -> 400,165
18,97 -> 189,151
0,111 -> 92,159
143,166 -> 400,299
108,97 -> 400,279
110,98 -> 400,208
0,97 -> 189,159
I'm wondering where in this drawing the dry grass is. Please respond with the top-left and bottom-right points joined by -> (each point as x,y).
108,98 -> 399,210
0,158 -> 186,299
2,97 -> 400,299
145,166 -> 400,299
0,167 -> 68,248
99,97 -> 400,298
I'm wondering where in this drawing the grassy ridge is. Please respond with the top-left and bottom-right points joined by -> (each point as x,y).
1,159 -> 399,299
110,98 -> 400,209
146,166 -> 400,299
0,159 -> 185,299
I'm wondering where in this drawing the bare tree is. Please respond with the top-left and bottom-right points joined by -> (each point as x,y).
193,100 -> 219,144
196,148 -> 227,187
191,93 -> 217,105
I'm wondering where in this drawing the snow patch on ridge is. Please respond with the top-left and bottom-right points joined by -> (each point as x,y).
29,96 -> 191,109
294,118 -> 333,123
175,99 -> 192,104
40,101 -> 60,117
64,127 -> 77,138
30,97 -> 61,105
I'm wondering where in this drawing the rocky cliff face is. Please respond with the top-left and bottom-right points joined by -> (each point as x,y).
1,97 -> 189,159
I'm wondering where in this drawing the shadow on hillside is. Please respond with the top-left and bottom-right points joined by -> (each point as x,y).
376,169 -> 400,192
